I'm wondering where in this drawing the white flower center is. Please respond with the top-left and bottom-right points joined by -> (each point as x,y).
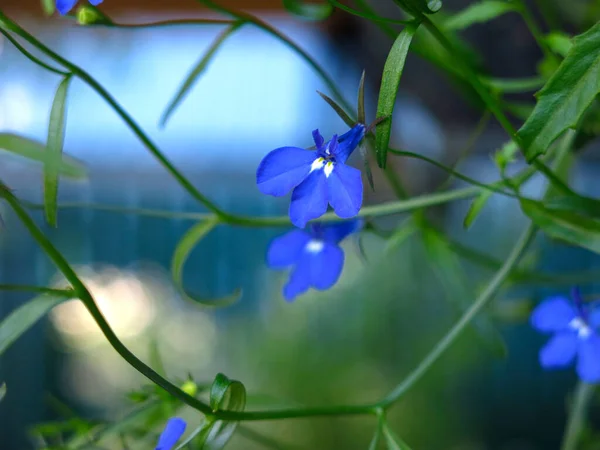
569,317 -> 592,339
305,239 -> 324,254
310,158 -> 335,178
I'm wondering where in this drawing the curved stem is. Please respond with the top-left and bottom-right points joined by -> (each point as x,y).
560,382 -> 595,450
0,28 -> 69,76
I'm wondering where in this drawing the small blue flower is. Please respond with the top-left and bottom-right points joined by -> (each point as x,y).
155,417 -> 186,450
530,287 -> 600,382
257,125 -> 366,228
267,220 -> 363,301
56,0 -> 103,15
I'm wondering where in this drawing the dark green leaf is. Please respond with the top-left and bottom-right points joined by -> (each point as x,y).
483,76 -> 544,93
444,1 -> 517,31
282,0 -> 333,20
357,70 -> 366,125
0,383 -> 5,403
0,295 -> 65,356
463,190 -> 493,229
382,424 -> 412,450
545,32 -> 573,57
545,195 -> 600,220
44,76 -> 71,227
0,134 -> 86,179
161,22 -> 244,127
317,91 -> 354,127
392,0 -> 442,16
375,22 -> 419,168
517,21 -> 600,161
171,218 -> 241,307
521,199 -> 600,254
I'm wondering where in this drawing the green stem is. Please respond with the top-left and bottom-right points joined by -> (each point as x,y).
0,28 -> 68,76
106,18 -> 235,29
0,10 -> 224,217
0,284 -> 74,297
560,382 -> 596,450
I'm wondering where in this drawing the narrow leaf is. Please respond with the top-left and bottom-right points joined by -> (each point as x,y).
357,70 -> 366,125
368,425 -> 382,450
521,199 -> 600,254
393,0 -> 442,16
444,1 -> 517,31
44,76 -> 72,227
375,22 -> 419,168
161,22 -> 243,127
0,134 -> 86,179
171,218 -> 241,307
317,91 -> 355,127
0,295 -> 66,356
518,21 -> 600,161
382,424 -> 412,450
463,190 -> 493,229
282,0 -> 333,20
545,195 -> 600,220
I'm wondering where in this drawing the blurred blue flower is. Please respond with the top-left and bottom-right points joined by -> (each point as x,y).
531,287 -> 600,382
56,0 -> 103,15
257,125 -> 365,228
155,417 -> 186,450
267,220 -> 363,301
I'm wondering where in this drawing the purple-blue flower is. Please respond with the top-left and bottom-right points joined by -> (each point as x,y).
155,417 -> 186,450
267,220 -> 363,301
257,125 -> 366,228
530,288 -> 600,382
56,0 -> 103,15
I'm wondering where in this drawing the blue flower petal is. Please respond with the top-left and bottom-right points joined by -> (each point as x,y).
289,170 -> 329,228
576,334 -> 600,382
257,147 -> 316,197
327,163 -> 363,219
335,124 -> 366,163
56,0 -> 78,14
312,129 -> 324,149
322,219 -> 364,244
155,417 -> 186,450
88,0 -> 104,4
267,229 -> 311,268
308,242 -> 344,290
530,296 -> 576,332
283,265 -> 311,301
587,302 -> 600,328
539,331 -> 578,369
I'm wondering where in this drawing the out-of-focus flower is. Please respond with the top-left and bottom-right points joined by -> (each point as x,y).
257,125 -> 365,228
267,220 -> 363,301
155,417 -> 186,450
56,0 -> 103,15
531,287 -> 600,382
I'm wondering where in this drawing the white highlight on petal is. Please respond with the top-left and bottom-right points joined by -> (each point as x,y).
310,157 -> 325,172
305,239 -> 324,254
324,161 -> 334,178
570,317 -> 592,339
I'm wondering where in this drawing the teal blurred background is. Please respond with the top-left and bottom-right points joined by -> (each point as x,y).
1,1 -> 600,449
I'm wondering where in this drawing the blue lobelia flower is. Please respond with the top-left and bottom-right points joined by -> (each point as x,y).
155,417 -> 187,450
530,287 -> 600,382
257,124 -> 366,228
56,0 -> 103,15
267,219 -> 363,301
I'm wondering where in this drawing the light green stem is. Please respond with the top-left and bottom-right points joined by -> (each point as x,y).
560,382 -> 596,450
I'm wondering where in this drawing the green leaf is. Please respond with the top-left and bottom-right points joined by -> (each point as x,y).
444,1 -> 517,31
494,140 -> 518,174
545,31 -> 573,57
521,199 -> 600,254
161,21 -> 244,127
392,0 -> 442,16
0,295 -> 66,356
517,21 -> 600,161
0,383 -> 5,403
375,22 -> 419,168
282,0 -> 333,20
368,423 -> 383,450
0,134 -> 86,179
357,70 -> 366,125
41,0 -> 55,15
463,190 -> 493,229
171,218 -> 241,307
544,195 -> 600,220
44,76 -> 71,227
382,424 -> 412,450
317,91 -> 354,127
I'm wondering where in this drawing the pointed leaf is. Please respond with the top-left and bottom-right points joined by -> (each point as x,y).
463,190 -> 493,229
521,199 -> 600,254
375,22 -> 419,168
357,70 -> 366,125
0,295 -> 66,356
161,22 -> 244,126
444,1 -> 517,31
0,134 -> 86,179
517,21 -> 600,161
171,218 -> 241,307
317,91 -> 354,127
44,75 -> 72,227
282,0 -> 333,20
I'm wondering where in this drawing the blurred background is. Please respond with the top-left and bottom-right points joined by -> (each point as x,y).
1,0 -> 600,448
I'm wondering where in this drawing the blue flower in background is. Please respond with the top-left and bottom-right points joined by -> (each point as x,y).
257,125 -> 366,228
267,220 -> 363,301
155,417 -> 186,450
56,0 -> 103,15
531,287 -> 600,382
